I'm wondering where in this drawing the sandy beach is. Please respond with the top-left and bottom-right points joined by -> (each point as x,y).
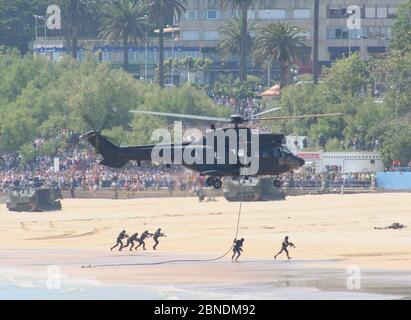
1,193 -> 410,299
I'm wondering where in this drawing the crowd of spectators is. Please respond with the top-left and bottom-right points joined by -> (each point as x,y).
281,168 -> 375,189
0,145 -> 203,194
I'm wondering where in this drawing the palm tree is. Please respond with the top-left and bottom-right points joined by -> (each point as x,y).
222,0 -> 256,83
253,23 -> 309,87
217,17 -> 255,63
58,0 -> 96,59
100,0 -> 148,72
143,0 -> 186,88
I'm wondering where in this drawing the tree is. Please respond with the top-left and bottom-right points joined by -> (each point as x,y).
0,0 -> 48,53
222,0 -> 255,83
321,52 -> 368,97
57,0 -> 96,58
253,23 -> 308,87
143,0 -> 186,88
100,0 -> 147,72
390,0 -> 411,53
217,17 -> 254,65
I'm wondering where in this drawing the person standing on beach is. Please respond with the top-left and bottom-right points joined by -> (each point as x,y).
135,230 -> 153,251
232,238 -> 245,262
111,230 -> 128,251
274,236 -> 296,260
121,232 -> 139,251
152,228 -> 166,250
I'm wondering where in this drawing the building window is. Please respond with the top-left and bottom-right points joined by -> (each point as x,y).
207,0 -> 216,9
102,51 -> 122,63
258,9 -> 286,20
204,30 -> 220,40
227,9 -> 240,18
293,9 -> 311,19
328,27 -> 365,39
207,10 -> 218,19
366,26 -> 391,40
182,31 -> 200,40
185,10 -> 198,20
365,6 -> 376,18
328,6 -> 347,18
388,7 -> 398,18
376,6 -> 387,18
248,10 -> 256,19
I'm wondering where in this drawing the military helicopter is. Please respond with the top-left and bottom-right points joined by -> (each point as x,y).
81,109 -> 341,189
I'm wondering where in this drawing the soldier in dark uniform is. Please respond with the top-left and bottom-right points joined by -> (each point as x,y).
110,230 -> 128,251
232,238 -> 245,262
135,230 -> 153,251
121,232 -> 139,251
274,236 -> 296,260
153,228 -> 167,250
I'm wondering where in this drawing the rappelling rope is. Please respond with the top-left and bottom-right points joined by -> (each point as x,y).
87,178 -> 245,268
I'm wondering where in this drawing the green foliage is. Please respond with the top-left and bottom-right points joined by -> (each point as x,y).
275,47 -> 411,165
253,22 -> 309,86
99,0 -> 148,70
0,51 -> 227,159
204,73 -> 262,100
390,0 -> 411,53
217,17 -> 255,60
321,53 -> 368,97
0,0 -> 48,53
164,57 -> 212,73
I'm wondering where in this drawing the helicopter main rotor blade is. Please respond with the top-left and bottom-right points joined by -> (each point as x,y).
256,113 -> 344,121
250,107 -> 283,119
130,110 -> 232,123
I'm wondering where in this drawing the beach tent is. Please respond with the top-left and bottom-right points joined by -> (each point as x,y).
259,84 -> 281,98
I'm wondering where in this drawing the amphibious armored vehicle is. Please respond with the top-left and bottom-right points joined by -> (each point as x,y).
6,186 -> 62,212
223,177 -> 286,202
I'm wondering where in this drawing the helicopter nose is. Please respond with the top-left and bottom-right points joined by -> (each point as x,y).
298,157 -> 305,167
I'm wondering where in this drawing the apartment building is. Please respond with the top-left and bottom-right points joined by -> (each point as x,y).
32,0 -> 405,83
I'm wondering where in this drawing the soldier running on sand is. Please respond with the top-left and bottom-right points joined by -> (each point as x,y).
232,238 -> 245,262
274,236 -> 296,260
153,228 -> 167,250
111,230 -> 128,251
121,232 -> 139,251
135,230 -> 153,251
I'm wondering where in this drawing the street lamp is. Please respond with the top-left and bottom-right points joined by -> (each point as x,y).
154,26 -> 180,86
345,10 -> 355,57
167,25 -> 176,87
143,15 -> 148,82
34,14 -> 49,54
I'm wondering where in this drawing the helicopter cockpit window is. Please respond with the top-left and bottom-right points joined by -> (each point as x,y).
273,148 -> 280,157
280,146 -> 294,155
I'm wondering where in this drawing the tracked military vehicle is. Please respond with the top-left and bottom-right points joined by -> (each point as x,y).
6,186 -> 62,212
223,177 -> 286,202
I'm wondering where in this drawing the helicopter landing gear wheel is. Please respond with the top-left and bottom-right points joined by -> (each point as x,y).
273,179 -> 282,188
213,178 -> 223,190
205,177 -> 214,187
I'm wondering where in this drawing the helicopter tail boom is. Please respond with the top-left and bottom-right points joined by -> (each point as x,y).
81,131 -> 129,168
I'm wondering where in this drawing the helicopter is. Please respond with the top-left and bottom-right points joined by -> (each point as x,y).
81,108 -> 342,189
